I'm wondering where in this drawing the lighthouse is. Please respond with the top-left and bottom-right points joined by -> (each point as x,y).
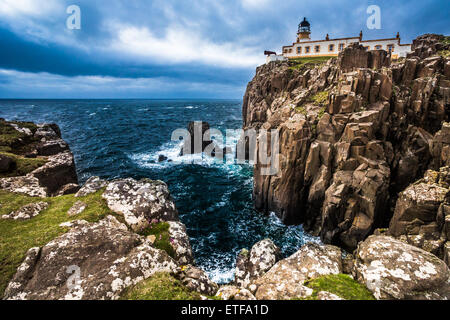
297,17 -> 311,42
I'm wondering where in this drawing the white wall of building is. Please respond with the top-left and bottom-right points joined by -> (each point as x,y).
282,36 -> 411,59
266,54 -> 288,63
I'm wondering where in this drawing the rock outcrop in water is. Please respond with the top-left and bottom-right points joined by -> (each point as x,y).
242,34 -> 450,252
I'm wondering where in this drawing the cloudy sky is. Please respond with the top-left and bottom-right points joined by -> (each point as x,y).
0,0 -> 448,99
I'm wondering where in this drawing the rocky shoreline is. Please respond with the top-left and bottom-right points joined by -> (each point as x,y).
0,33 -> 449,300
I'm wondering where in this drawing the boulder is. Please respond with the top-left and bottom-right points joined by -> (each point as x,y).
353,235 -> 450,300
177,265 -> 218,296
31,152 -> 78,196
56,183 -> 80,196
389,168 -> 450,258
102,178 -> 178,232
2,202 -> 48,220
254,243 -> 342,300
235,239 -> 280,289
75,176 -> 107,197
167,221 -> 194,265
0,154 -> 14,173
36,139 -> 69,156
216,286 -> 256,300
3,216 -> 178,300
67,201 -> 87,216
0,175 -> 47,198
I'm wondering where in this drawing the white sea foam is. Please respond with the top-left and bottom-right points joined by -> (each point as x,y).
206,267 -> 235,284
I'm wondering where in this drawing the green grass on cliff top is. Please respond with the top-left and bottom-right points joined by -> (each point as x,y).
0,189 -> 115,297
0,152 -> 47,178
288,56 -> 333,71
139,222 -> 176,259
300,274 -> 375,300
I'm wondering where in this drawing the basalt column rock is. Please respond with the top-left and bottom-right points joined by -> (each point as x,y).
243,34 -> 450,250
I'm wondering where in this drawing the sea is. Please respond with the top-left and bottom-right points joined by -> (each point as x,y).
0,99 -> 318,283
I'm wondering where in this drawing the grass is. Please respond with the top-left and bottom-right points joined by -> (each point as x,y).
288,56 -> 333,71
120,272 -> 203,300
0,120 -> 38,152
300,274 -> 375,300
438,50 -> 450,58
310,91 -> 329,105
318,106 -> 327,120
0,188 -> 117,297
295,106 -> 308,116
140,221 -> 176,259
440,36 -> 450,45
0,152 -> 47,178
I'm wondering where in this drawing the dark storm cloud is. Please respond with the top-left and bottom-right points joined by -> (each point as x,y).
0,0 -> 448,98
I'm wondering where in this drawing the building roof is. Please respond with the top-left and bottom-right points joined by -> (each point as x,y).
299,17 -> 310,27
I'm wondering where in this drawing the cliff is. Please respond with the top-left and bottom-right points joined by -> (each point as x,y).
243,34 -> 450,251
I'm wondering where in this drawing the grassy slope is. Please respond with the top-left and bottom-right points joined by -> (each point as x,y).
0,152 -> 47,178
0,189 -> 116,296
301,274 -> 375,300
139,222 -> 176,259
288,56 -> 333,71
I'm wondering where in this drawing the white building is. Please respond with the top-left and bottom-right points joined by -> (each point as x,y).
280,18 -> 412,60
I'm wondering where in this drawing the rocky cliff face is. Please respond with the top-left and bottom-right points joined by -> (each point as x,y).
243,34 -> 450,251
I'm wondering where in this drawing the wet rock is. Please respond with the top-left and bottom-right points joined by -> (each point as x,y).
75,176 -> 107,197
181,121 -> 218,155
67,201 -> 87,217
254,243 -> 342,300
2,202 -> 48,220
177,265 -> 218,296
216,286 -> 256,300
102,178 -> 178,232
158,155 -> 168,162
353,235 -> 450,300
3,216 -> 178,300
167,221 -> 194,265
235,239 -> 281,289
